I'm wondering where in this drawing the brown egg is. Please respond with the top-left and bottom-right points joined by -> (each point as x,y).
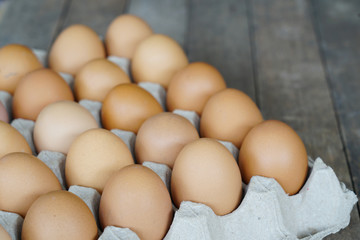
135,112 -> 199,168
131,34 -> 188,88
48,24 -> 105,75
200,88 -> 263,147
101,83 -> 163,133
238,120 -> 308,195
74,58 -> 130,102
0,101 -> 9,123
22,190 -> 98,240
0,225 -> 11,240
0,121 -> 31,159
33,101 -> 99,154
106,14 -> 153,59
0,44 -> 43,94
12,69 -> 74,121
171,138 -> 242,216
0,152 -> 61,217
66,128 -> 134,193
167,62 -> 226,115
99,165 -> 173,240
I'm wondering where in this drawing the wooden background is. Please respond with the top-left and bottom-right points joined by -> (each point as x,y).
0,0 -> 359,239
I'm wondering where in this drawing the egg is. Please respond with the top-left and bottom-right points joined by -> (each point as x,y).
33,101 -> 98,154
238,120 -> 308,195
0,101 -> 9,123
131,34 -> 188,88
200,88 -> 263,147
0,225 -> 11,240
135,112 -> 199,168
0,44 -> 43,94
65,128 -> 134,193
0,121 -> 31,159
12,69 -> 74,121
48,24 -> 106,75
171,138 -> 242,216
22,190 -> 98,240
99,165 -> 173,240
167,62 -> 227,115
106,14 -> 153,59
74,58 -> 130,102
101,83 -> 163,133
0,152 -> 61,217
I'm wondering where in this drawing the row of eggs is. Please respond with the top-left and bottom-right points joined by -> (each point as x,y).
0,14 -> 308,240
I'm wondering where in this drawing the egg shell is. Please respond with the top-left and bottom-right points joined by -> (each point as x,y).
173,109 -> 200,133
0,101 -> 9,123
0,152 -> 62,217
0,211 -> 23,240
138,82 -> 167,111
238,120 -> 308,195
171,138 -> 242,216
65,128 -> 134,193
79,99 -> 103,127
0,91 -> 12,121
0,121 -> 32,159
0,224 -> 11,240
33,100 -> 99,154
48,24 -> 106,75
107,56 -> 131,76
11,119 -> 36,155
167,62 -> 227,115
22,190 -> 98,240
99,164 -> 173,240
74,58 -> 131,102
135,112 -> 199,169
105,14 -> 153,59
200,88 -> 263,147
37,150 -> 67,189
131,34 -> 188,88
101,83 -> 163,133
12,68 -> 74,121
0,44 -> 43,94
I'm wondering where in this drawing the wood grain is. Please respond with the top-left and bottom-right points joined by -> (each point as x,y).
186,0 -> 256,100
311,0 -> 360,215
126,0 -> 188,48
0,0 -> 66,50
60,0 -> 127,37
249,0 -> 359,238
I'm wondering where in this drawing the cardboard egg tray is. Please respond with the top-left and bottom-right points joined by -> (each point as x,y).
0,49 -> 357,240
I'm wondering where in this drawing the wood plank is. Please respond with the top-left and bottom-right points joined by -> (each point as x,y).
311,0 -> 360,214
126,0 -> 188,48
0,0 -> 67,50
60,0 -> 127,38
249,0 -> 360,238
186,0 -> 255,100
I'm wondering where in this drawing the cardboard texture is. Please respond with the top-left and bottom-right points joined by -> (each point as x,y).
172,109 -> 200,133
0,90 -> 12,121
0,211 -> 23,240
107,56 -> 131,77
138,82 -> 167,111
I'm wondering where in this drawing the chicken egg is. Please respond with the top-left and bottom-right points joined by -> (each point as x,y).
171,138 -> 242,216
0,101 -> 9,123
74,58 -> 130,102
200,88 -> 263,147
12,68 -> 74,121
0,121 -> 32,159
167,62 -> 226,115
101,83 -> 163,133
0,152 -> 62,217
22,190 -> 98,240
106,14 -> 153,59
65,128 -> 134,193
33,101 -> 98,154
48,24 -> 105,75
99,165 -> 173,240
135,112 -> 199,168
238,120 -> 308,195
0,225 -> 11,240
131,34 -> 188,88
0,44 -> 43,94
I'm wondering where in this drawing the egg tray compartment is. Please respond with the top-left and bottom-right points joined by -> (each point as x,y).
0,49 -> 357,240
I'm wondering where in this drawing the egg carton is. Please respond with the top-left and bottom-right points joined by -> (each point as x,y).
0,49 -> 357,240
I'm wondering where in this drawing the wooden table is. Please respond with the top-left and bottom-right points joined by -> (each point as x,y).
0,0 -> 359,239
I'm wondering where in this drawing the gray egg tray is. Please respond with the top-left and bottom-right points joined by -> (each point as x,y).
0,50 -> 357,240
